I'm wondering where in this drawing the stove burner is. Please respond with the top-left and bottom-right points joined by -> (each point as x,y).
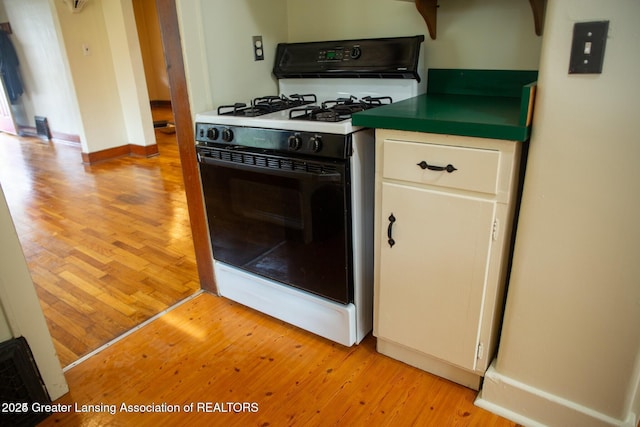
216,102 -> 249,116
217,94 -> 317,117
290,105 -> 365,122
321,95 -> 359,109
215,94 -> 393,121
288,95 -> 393,122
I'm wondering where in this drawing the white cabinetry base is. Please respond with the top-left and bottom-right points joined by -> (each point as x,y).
377,338 -> 481,390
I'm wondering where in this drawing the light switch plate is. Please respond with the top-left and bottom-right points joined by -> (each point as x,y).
569,21 -> 609,74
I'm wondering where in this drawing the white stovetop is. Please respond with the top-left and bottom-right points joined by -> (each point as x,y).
195,108 -> 360,135
195,78 -> 424,135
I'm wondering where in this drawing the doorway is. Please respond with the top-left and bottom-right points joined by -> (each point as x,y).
132,0 -> 174,134
0,0 -> 199,368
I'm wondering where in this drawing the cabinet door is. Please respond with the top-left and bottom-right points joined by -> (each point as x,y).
376,182 -> 496,371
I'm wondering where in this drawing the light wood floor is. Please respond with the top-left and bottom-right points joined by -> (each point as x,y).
38,293 -> 520,426
0,107 -> 199,366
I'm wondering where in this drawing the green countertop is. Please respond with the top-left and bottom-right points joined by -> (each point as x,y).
352,69 -> 538,142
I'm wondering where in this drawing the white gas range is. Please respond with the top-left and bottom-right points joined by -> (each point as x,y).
195,36 -> 424,346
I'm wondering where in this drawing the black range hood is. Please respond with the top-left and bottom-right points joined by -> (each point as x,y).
273,35 -> 425,81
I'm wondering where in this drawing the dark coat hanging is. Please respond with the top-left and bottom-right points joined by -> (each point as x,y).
0,29 -> 23,103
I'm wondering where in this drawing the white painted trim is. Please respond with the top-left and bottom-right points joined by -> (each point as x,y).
476,361 -> 635,427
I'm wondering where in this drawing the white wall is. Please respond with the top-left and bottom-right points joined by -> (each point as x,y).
53,0 -> 137,153
102,0 -> 155,148
177,0 -> 288,116
478,1 -> 640,426
0,0 -> 81,136
0,304 -> 11,342
0,184 -> 68,400
287,0 -> 542,71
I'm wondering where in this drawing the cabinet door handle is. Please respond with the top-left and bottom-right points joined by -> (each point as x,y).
417,161 -> 457,173
387,214 -> 396,248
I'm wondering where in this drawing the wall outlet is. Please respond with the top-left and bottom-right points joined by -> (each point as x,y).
569,21 -> 609,74
252,36 -> 264,61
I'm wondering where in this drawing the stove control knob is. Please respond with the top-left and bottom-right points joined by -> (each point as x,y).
288,134 -> 302,151
221,128 -> 234,142
206,127 -> 219,140
310,135 -> 323,152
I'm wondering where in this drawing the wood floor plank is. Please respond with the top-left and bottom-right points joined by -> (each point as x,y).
32,269 -> 97,316
49,337 -> 81,369
37,293 -> 519,427
62,254 -> 108,279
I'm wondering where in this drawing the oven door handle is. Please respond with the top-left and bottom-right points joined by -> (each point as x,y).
199,155 -> 342,182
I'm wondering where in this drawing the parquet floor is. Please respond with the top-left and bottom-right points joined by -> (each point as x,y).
38,293 -> 520,427
0,107 -> 199,367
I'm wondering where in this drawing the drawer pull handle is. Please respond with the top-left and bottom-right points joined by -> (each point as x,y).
417,161 -> 457,173
387,214 -> 396,248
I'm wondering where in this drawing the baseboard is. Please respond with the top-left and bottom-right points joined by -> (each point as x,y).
18,126 -> 159,162
81,143 -> 159,164
476,361 -> 637,427
129,143 -> 159,158
18,126 -> 80,144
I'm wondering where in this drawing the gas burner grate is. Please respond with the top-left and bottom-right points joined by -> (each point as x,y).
217,102 -> 252,116
217,94 -> 317,117
288,93 -> 318,105
288,95 -> 393,122
254,94 -> 317,110
289,105 -> 364,122
361,95 -> 393,108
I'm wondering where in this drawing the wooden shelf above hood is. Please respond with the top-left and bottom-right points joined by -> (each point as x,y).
414,0 -> 546,40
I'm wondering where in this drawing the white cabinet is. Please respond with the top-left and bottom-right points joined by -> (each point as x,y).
373,129 -> 523,390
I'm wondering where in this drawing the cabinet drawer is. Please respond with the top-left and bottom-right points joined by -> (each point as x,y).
382,140 -> 500,194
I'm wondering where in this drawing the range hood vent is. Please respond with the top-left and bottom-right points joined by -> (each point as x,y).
273,36 -> 425,82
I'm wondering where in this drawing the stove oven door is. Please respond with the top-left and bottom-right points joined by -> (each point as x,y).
198,147 -> 352,304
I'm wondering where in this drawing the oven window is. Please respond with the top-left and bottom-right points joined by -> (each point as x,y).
199,152 -> 352,304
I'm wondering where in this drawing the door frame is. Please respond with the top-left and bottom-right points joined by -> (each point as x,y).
156,0 -> 216,293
